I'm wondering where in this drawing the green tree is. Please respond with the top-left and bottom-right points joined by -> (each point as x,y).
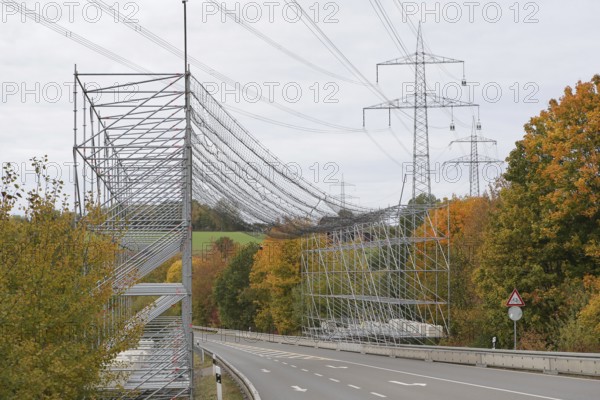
475,76 -> 600,350
214,243 -> 260,329
557,275 -> 600,351
191,200 -> 247,231
0,158 -> 140,399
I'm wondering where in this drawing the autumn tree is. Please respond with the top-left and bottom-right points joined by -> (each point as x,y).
0,158 -> 140,399
557,275 -> 600,351
214,243 -> 260,330
426,196 -> 494,346
475,76 -> 600,350
250,238 -> 302,334
192,237 -> 233,326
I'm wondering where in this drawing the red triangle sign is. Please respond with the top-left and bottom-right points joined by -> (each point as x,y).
506,289 -> 525,307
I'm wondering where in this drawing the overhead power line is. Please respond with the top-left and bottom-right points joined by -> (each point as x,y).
207,0 -> 365,85
86,0 -> 388,136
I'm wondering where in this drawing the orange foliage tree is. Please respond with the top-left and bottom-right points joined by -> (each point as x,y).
250,237 -> 302,334
475,76 -> 600,351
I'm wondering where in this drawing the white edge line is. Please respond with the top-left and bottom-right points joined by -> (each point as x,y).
329,358 -> 565,400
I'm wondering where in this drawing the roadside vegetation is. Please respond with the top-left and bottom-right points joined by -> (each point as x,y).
193,352 -> 244,400
199,76 -> 600,352
0,157 -> 141,398
1,75 -> 598,399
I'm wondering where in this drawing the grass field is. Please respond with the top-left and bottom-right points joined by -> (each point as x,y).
192,231 -> 264,253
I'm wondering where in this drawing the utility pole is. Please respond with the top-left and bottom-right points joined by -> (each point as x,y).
444,117 -> 502,197
363,23 -> 479,202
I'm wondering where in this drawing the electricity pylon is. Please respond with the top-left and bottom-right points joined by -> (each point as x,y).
363,23 -> 478,201
444,117 -> 502,197
330,175 -> 357,210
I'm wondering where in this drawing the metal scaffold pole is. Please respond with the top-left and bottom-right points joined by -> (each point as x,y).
182,0 -> 194,397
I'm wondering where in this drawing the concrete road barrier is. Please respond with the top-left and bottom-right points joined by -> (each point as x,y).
194,326 -> 600,377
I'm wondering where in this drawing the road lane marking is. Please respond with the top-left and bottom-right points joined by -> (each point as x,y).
202,336 -> 594,400
205,338 -> 567,400
348,385 -> 361,389
389,381 -> 427,387
314,373 -> 323,377
291,365 -> 297,368
329,378 -> 340,382
211,341 -> 330,360
261,369 -> 271,373
371,392 -> 386,398
326,358 -> 566,400
291,386 -> 307,392
326,365 -> 348,369
301,369 -> 308,372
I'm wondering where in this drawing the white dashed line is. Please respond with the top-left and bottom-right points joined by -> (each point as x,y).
301,369 -> 308,372
329,378 -> 340,383
371,392 -> 387,398
314,373 -> 323,377
348,384 -> 361,389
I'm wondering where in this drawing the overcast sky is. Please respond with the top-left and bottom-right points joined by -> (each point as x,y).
1,0 -> 599,208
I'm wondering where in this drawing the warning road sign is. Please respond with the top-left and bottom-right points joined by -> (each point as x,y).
506,289 -> 525,307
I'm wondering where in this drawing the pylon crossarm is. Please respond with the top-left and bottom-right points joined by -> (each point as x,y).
444,155 -> 503,164
425,94 -> 478,108
377,53 -> 463,66
365,94 -> 478,111
451,135 -> 497,145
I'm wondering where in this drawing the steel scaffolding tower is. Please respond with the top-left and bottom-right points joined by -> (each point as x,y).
301,204 -> 450,345
445,117 -> 502,197
73,71 -> 192,398
363,24 -> 478,200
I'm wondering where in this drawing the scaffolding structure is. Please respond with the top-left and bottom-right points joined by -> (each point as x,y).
301,204 -> 450,344
73,71 -> 193,399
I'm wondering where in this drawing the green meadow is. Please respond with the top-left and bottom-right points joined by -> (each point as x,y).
192,231 -> 264,253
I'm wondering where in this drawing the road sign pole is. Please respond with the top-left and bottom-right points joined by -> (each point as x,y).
508,306 -> 522,350
514,319 -> 517,350
506,289 -> 524,351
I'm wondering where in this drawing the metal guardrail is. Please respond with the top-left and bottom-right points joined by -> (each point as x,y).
194,326 -> 600,377
194,342 -> 262,400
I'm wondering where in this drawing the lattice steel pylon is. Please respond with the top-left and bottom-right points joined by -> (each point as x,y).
444,117 -> 502,197
363,24 -> 478,201
301,204 -> 450,345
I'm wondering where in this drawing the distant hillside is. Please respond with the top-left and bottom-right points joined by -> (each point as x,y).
192,231 -> 264,253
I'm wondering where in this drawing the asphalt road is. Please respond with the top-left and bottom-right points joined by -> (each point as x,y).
194,332 -> 599,400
